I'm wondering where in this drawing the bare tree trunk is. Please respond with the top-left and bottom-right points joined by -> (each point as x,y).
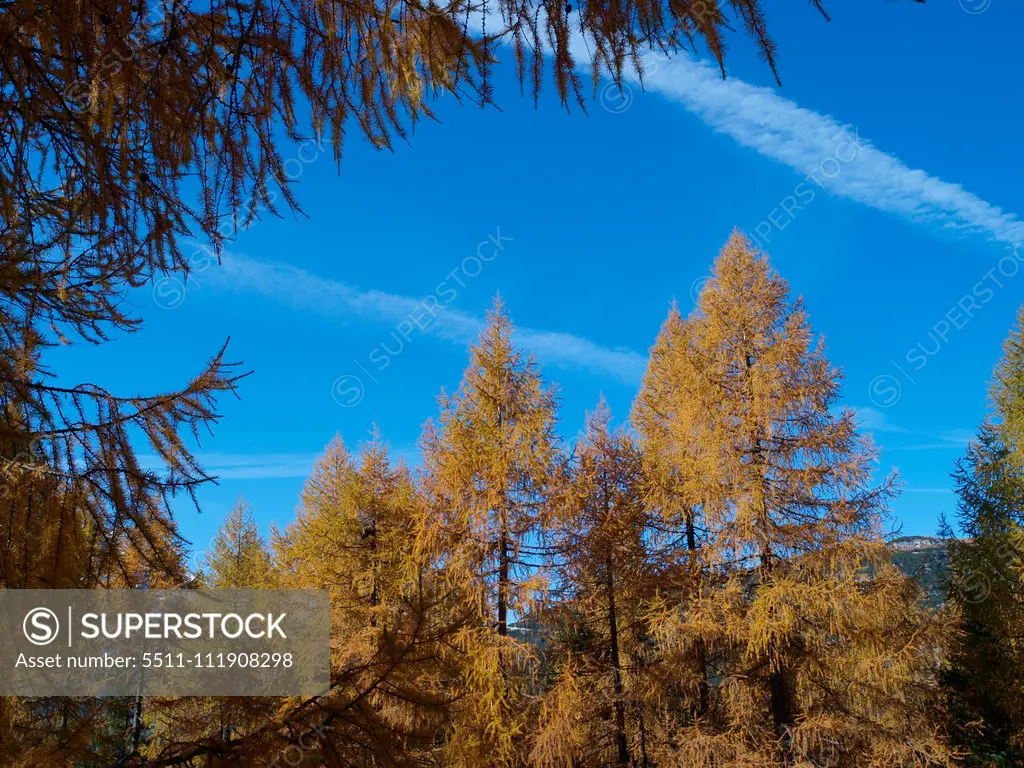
745,351 -> 793,745
498,523 -> 509,637
758,504 -> 793,741
686,509 -> 710,716
606,556 -> 630,766
635,702 -> 650,767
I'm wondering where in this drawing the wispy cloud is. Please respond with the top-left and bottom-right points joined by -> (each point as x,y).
892,442 -> 970,453
609,48 -> 1024,246
209,252 -> 647,382
141,452 -> 318,480
199,42 -> 1023,387
853,408 -> 975,451
853,416 -> 973,452
213,255 -> 479,343
514,328 -> 646,381
854,407 -> 911,434
203,453 -> 319,480
897,428 -> 973,452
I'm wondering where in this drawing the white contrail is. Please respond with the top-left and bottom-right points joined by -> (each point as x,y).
209,252 -> 646,382
608,45 -> 1024,246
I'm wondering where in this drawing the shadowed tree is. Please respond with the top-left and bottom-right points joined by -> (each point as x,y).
532,398 -> 653,768
943,311 -> 1024,766
943,426 -> 1024,767
0,481 -> 189,767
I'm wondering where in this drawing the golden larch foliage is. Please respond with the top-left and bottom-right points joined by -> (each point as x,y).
635,232 -> 953,767
417,296 -> 559,766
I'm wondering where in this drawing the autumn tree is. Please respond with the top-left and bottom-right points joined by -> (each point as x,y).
217,431 -> 458,768
0,0 -> 846,597
639,232 -> 951,767
943,310 -> 1024,766
418,297 -> 560,766
0,696 -> 137,768
0,6 -> 847,759
0,483 -> 188,768
532,398 -> 653,768
0,0 -> 813,293
0,465 -> 98,589
138,432 -> 456,766
202,496 -> 276,588
277,433 -> 417,628
633,302 -> 716,722
992,307 -> 1024,466
126,497 -> 273,766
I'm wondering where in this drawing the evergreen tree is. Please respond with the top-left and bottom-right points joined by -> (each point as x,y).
943,309 -> 1024,766
992,307 -> 1024,464
943,426 -> 1024,767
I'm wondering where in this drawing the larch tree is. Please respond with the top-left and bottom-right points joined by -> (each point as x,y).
0,0 -> 819,294
0,0 -> 840,604
0,486 -> 188,767
943,310 -> 1024,766
641,232 -> 951,767
201,496 -> 276,588
140,497 -> 275,767
277,432 -> 425,639
0,0 -> 847,623
0,6 -> 876,759
249,432 -> 459,768
0,4 -> 844,759
532,398 -> 653,768
418,296 -> 560,767
633,301 -> 716,723
0,464 -> 98,588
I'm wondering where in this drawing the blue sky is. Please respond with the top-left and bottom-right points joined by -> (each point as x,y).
48,1 -> 1024,560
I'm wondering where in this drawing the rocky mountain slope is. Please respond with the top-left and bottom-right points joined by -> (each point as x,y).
888,535 -> 950,605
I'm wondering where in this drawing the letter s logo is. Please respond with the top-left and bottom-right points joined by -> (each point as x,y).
23,607 -> 60,646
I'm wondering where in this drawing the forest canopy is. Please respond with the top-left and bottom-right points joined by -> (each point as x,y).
0,0 -> 832,591
8,232 -> 1016,768
5,2 -> 1023,766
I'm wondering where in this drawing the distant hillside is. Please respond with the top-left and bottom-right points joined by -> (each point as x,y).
888,536 -> 950,605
